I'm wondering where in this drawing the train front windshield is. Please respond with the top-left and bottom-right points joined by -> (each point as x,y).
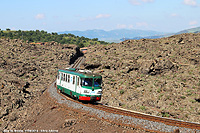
82,78 -> 102,87
94,78 -> 101,87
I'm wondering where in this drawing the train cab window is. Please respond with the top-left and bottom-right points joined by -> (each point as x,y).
68,75 -> 70,83
73,76 -> 75,84
82,78 -> 93,87
94,78 -> 102,87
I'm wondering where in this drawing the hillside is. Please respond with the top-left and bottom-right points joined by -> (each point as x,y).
121,27 -> 200,41
0,29 -> 108,47
176,27 -> 200,34
0,33 -> 200,131
83,33 -> 200,123
122,33 -> 173,40
0,38 -> 145,132
0,38 -> 81,130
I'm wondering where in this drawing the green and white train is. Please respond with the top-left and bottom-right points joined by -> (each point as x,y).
56,68 -> 102,101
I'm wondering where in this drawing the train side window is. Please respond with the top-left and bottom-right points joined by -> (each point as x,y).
63,74 -> 65,81
66,74 -> 68,82
61,73 -> 63,81
68,75 -> 70,83
65,74 -> 67,82
77,77 -> 79,86
73,76 -> 75,84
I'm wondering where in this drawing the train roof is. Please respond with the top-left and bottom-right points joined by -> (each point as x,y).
58,68 -> 102,78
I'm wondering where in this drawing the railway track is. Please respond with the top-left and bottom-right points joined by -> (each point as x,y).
70,56 -> 85,68
49,82 -> 200,133
51,54 -> 200,132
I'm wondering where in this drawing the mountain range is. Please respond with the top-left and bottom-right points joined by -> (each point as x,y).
58,26 -> 200,43
175,27 -> 200,34
58,29 -> 165,43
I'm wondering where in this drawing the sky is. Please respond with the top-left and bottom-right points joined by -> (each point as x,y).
1,0 -> 200,33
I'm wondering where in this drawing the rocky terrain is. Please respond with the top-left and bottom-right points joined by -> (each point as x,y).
0,38 -> 146,132
84,33 -> 200,123
0,39 -> 82,130
0,33 -> 200,132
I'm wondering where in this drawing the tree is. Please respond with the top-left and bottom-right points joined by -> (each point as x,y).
8,32 -> 13,38
77,43 -> 84,48
60,38 -> 66,44
68,33 -> 75,38
92,38 -> 98,41
52,32 -> 58,36
28,37 -> 34,42
6,28 -> 11,31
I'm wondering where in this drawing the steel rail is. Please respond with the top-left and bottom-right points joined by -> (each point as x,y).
70,56 -> 85,68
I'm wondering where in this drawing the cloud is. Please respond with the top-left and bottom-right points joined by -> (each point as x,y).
128,0 -> 154,5
116,22 -> 148,29
189,20 -> 198,25
170,13 -> 179,17
116,24 -> 134,29
128,25 -> 134,28
80,14 -> 111,21
35,14 -> 45,20
142,0 -> 154,3
136,22 -> 148,27
129,0 -> 141,5
96,14 -> 111,19
117,24 -> 127,29
183,0 -> 197,6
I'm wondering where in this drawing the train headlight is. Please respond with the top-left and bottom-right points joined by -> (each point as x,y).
83,90 -> 89,93
97,91 -> 102,94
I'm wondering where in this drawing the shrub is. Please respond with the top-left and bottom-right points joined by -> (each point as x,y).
120,89 -> 124,94
140,106 -> 146,110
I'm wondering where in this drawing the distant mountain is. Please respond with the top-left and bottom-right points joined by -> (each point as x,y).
58,29 -> 165,43
176,27 -> 200,34
121,33 -> 173,41
58,27 -> 200,43
122,26 -> 200,41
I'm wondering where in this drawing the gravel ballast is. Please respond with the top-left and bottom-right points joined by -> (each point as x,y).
49,82 -> 200,133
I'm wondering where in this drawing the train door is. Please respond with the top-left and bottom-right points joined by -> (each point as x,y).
56,71 -> 60,86
66,74 -> 70,89
70,75 -> 75,92
76,76 -> 81,94
60,72 -> 63,86
62,73 -> 67,88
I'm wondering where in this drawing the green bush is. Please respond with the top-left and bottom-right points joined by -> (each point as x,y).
0,29 -> 109,48
120,89 -> 124,94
